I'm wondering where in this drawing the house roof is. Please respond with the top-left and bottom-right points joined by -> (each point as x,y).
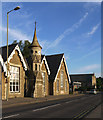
70,73 -> 95,83
46,53 -> 64,81
0,43 -> 27,71
0,44 -> 17,62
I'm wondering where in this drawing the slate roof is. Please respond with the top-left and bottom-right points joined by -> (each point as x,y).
0,44 -> 17,62
45,53 -> 64,82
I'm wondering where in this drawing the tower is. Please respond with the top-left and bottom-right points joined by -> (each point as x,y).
30,22 -> 42,74
29,22 -> 43,98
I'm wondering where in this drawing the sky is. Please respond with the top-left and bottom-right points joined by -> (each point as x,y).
1,1 -> 101,77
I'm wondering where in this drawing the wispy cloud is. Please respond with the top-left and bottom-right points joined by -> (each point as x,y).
1,26 -> 31,41
87,23 -> 100,36
76,64 -> 100,73
44,12 -> 88,52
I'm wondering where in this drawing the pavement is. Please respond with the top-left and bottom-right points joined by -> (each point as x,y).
2,93 -> 84,108
86,104 -> 101,118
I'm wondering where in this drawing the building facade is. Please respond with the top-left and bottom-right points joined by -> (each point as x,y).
0,44 -> 27,100
26,22 -> 71,97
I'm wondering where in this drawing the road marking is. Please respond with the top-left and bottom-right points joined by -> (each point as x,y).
33,104 -> 60,112
72,102 -> 101,120
3,114 -> 19,119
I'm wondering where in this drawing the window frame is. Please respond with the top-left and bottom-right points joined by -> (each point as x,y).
42,72 -> 45,92
60,71 -> 64,88
10,65 -> 20,93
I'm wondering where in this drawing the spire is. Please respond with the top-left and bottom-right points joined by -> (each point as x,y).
31,21 -> 42,49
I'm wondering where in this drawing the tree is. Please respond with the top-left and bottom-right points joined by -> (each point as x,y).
12,40 -> 31,59
96,77 -> 103,91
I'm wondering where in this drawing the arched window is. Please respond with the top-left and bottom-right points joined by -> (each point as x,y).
35,64 -> 37,71
61,71 -> 64,88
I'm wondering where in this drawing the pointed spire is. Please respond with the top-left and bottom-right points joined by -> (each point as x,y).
31,21 -> 42,49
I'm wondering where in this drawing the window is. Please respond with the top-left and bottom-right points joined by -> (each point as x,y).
10,66 -> 20,92
35,64 -> 37,70
42,72 -> 45,92
35,51 -> 37,53
57,80 -> 59,92
39,65 -> 40,71
65,80 -> 67,91
61,71 -> 64,88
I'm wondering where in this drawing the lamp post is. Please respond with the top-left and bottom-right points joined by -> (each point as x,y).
6,6 -> 20,101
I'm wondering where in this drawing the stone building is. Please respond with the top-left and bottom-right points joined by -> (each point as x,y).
26,22 -> 71,97
0,44 -> 27,100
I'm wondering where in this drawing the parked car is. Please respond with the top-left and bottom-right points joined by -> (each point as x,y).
89,89 -> 97,94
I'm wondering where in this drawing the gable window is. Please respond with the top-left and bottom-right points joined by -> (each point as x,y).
35,64 -> 37,70
42,72 -> 45,92
10,66 -> 20,92
61,71 -> 64,88
57,80 -> 59,92
65,80 -> 67,91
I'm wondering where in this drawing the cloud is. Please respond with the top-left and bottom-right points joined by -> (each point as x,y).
1,26 -> 31,42
76,64 -> 100,73
87,23 -> 100,36
44,12 -> 88,52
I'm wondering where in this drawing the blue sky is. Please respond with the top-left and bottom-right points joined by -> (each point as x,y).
1,2 -> 101,77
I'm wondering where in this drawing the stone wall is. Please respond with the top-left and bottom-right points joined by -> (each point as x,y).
53,60 -> 69,95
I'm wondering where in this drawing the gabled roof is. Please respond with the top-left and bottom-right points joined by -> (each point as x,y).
0,44 -> 27,71
41,55 -> 50,75
0,44 -> 17,62
46,53 -> 64,81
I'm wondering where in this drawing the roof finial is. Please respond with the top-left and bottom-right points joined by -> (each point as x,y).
35,21 -> 36,31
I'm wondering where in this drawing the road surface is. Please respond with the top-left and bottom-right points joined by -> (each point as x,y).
2,93 -> 102,119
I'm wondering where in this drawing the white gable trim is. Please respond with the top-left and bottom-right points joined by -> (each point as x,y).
0,54 -> 7,73
41,56 -> 50,75
5,44 -> 27,71
54,55 -> 71,83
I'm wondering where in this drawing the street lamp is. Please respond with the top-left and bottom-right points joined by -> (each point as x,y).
6,6 -> 20,101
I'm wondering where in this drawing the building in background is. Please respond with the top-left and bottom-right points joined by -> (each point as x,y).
70,73 -> 96,93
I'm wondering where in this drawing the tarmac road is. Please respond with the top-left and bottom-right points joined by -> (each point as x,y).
2,93 -> 102,119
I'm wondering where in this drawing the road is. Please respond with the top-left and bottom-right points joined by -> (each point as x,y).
2,93 -> 102,119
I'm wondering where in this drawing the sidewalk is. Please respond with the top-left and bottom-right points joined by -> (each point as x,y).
86,104 -> 101,118
2,94 -> 84,108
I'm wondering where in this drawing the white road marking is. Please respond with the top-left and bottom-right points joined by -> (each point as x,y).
3,114 -> 19,119
33,104 -> 60,112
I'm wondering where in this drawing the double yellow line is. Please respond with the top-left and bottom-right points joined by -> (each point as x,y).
72,103 -> 100,120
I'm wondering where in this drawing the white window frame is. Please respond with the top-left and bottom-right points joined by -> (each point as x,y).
10,65 -> 20,93
42,72 -> 45,92
61,71 -> 64,88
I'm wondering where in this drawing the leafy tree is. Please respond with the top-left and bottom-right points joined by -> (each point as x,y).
96,77 -> 103,91
12,40 -> 31,59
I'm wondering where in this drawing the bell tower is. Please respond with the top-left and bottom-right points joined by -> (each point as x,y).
30,22 -> 42,74
29,22 -> 43,98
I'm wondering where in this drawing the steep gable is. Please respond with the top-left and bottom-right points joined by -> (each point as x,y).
46,54 -> 64,81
